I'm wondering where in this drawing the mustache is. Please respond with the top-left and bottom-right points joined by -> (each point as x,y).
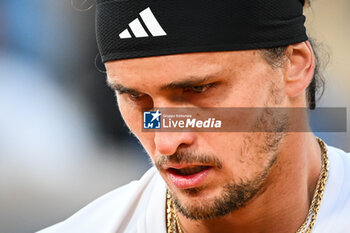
155,150 -> 223,169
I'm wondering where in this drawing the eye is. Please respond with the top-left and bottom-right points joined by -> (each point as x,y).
184,83 -> 215,94
115,90 -> 153,109
116,90 -> 144,101
129,93 -> 142,99
127,93 -> 147,102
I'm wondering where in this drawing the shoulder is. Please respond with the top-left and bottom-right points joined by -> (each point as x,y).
326,145 -> 350,205
314,144 -> 350,233
37,167 -> 167,233
327,145 -> 350,184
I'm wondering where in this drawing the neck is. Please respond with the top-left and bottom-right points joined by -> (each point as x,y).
177,133 -> 322,233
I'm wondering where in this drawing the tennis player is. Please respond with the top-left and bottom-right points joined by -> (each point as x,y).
39,0 -> 350,232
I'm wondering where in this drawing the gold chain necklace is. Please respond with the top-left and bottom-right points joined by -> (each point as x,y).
295,137 -> 329,233
166,191 -> 184,233
166,137 -> 329,233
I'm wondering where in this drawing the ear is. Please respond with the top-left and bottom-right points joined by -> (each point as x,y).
284,41 -> 315,98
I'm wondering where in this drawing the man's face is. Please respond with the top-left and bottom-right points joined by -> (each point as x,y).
106,51 -> 289,220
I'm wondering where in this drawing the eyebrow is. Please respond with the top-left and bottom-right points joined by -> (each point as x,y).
107,74 -> 219,94
160,75 -> 217,90
107,79 -> 140,94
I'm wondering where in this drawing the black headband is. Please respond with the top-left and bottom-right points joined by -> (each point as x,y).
96,0 -> 307,62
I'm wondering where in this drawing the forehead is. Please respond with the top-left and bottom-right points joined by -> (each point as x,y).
105,50 -> 265,88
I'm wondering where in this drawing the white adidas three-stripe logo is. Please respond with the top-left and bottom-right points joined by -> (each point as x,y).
119,7 -> 167,39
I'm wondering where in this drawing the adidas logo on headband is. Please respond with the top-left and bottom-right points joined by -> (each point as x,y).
119,7 -> 167,39
97,0 -> 308,62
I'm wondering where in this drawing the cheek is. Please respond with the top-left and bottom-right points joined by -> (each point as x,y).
117,97 -> 140,131
117,96 -> 156,156
204,133 -> 267,179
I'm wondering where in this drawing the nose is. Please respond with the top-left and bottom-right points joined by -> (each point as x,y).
154,131 -> 196,156
152,97 -> 196,156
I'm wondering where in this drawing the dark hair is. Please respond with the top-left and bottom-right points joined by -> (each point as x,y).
260,39 -> 326,109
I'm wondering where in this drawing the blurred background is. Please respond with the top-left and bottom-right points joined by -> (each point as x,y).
0,0 -> 349,232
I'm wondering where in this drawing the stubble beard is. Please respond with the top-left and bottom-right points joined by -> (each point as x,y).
170,86 -> 289,220
169,166 -> 273,220
170,131 -> 284,220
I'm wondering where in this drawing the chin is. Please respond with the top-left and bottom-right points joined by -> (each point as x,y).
171,186 -> 231,220
170,180 -> 262,220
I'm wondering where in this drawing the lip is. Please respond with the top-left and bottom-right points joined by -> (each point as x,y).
163,163 -> 212,170
167,166 -> 212,189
